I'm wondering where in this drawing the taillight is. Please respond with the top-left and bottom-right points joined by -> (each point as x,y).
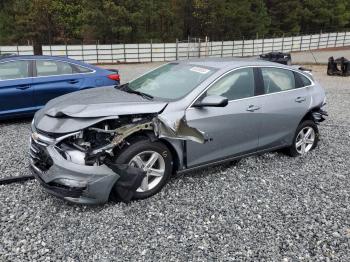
108,74 -> 120,81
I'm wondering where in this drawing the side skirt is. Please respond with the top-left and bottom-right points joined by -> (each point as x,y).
177,144 -> 288,174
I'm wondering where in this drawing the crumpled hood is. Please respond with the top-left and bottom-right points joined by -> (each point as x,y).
44,86 -> 168,118
34,86 -> 168,134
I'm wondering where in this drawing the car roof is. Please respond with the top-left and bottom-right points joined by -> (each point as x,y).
174,57 -> 291,70
0,55 -> 95,67
0,53 -> 17,59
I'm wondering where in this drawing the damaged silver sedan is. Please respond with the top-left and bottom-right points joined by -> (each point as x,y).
30,59 -> 327,204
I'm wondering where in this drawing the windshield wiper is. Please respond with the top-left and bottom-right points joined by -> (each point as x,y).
116,83 -> 154,100
116,83 -> 129,90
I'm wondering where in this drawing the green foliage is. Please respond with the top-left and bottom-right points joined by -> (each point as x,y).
187,0 -> 268,40
80,0 -> 132,42
0,0 -> 349,44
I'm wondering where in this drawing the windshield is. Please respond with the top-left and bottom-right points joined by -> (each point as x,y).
127,63 -> 217,100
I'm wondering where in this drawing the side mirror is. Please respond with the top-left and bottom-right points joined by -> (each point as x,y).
193,95 -> 228,108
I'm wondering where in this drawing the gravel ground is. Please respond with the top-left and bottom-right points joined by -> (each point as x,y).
1,65 -> 350,261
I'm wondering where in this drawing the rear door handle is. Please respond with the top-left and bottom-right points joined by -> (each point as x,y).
295,97 -> 306,103
246,105 -> 261,112
68,79 -> 79,84
16,85 -> 30,90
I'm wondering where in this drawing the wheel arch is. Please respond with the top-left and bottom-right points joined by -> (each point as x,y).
158,138 -> 183,174
299,109 -> 316,124
298,106 -> 327,126
114,130 -> 183,174
285,107 -> 323,146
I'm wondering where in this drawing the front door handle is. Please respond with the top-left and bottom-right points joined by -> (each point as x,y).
295,97 -> 306,103
68,79 -> 79,84
16,85 -> 30,90
246,105 -> 261,112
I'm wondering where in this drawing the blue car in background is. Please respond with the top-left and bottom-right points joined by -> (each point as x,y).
0,55 -> 120,119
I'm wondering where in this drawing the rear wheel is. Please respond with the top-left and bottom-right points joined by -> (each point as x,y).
286,120 -> 319,157
112,138 -> 173,199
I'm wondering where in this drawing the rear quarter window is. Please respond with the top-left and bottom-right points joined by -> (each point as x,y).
74,65 -> 93,73
294,72 -> 312,88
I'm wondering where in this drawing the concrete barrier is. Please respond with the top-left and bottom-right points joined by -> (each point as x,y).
292,47 -> 350,64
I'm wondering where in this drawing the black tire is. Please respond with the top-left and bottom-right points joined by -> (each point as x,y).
112,137 -> 173,200
286,120 -> 319,157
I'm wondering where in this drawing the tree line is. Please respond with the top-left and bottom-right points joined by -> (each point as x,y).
0,0 -> 350,46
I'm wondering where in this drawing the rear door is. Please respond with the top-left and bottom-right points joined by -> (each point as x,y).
0,60 -> 34,115
32,60 -> 86,106
256,67 -> 312,150
185,67 -> 262,167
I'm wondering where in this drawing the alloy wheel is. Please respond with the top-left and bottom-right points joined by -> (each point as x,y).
295,127 -> 316,155
129,151 -> 166,192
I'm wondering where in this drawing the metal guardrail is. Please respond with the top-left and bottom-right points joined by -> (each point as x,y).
1,32 -> 350,64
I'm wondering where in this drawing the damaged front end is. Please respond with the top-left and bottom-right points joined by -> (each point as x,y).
311,108 -> 328,124
30,113 -> 205,204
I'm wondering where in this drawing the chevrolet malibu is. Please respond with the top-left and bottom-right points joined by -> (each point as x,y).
30,58 -> 327,204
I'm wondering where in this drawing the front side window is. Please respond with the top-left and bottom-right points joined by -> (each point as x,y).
0,60 -> 30,80
36,60 -> 76,76
128,63 -> 217,100
261,67 -> 295,94
206,68 -> 255,100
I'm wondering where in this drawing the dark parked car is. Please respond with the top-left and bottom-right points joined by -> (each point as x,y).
30,58 -> 326,204
0,55 -> 120,119
260,52 -> 292,65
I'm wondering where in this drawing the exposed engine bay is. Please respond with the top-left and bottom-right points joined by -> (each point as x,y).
57,115 -> 152,166
55,114 -> 205,167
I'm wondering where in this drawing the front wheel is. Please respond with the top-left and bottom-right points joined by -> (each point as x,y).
112,138 -> 173,200
286,120 -> 319,157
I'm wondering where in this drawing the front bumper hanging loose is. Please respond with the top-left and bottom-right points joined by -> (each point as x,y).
30,136 -> 145,204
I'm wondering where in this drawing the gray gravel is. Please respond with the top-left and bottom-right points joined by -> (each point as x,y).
1,65 -> 350,261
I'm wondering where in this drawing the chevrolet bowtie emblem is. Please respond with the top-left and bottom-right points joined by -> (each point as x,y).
32,132 -> 39,141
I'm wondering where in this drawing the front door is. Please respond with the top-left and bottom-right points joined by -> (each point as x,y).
185,67 -> 261,167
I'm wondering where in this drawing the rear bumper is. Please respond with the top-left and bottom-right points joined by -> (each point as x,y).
30,139 -> 120,204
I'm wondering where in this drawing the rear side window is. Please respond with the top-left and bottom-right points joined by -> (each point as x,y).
36,60 -> 73,76
261,68 -> 295,94
207,68 -> 255,101
0,60 -> 30,80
